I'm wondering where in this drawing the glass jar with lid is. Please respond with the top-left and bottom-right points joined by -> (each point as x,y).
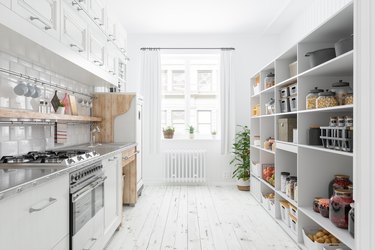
280,172 -> 290,193
306,87 -> 324,110
344,90 -> 353,105
328,174 -> 352,198
265,98 -> 275,115
316,90 -> 338,108
264,72 -> 275,89
331,80 -> 352,105
349,202 -> 355,237
330,189 -> 353,228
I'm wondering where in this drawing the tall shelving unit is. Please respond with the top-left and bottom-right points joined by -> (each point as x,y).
250,3 -> 354,250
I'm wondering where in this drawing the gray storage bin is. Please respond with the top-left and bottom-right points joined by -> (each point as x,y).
289,96 -> 298,112
305,48 -> 336,68
280,87 -> 289,98
288,83 -> 298,96
278,118 -> 297,142
279,98 -> 290,113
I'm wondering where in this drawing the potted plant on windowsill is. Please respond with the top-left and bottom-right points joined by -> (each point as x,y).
188,125 -> 194,139
211,130 -> 217,139
230,125 -> 251,191
163,126 -> 175,139
56,102 -> 65,115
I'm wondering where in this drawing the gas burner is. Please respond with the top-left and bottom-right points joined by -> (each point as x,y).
41,157 -> 63,164
0,155 -> 34,163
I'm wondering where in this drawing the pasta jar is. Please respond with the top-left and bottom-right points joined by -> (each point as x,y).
264,72 -> 275,89
316,90 -> 338,108
306,87 -> 324,110
330,189 -> 353,228
331,80 -> 352,105
328,175 -> 352,198
280,172 -> 290,193
344,91 -> 353,105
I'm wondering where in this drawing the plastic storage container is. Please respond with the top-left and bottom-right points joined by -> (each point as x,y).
288,83 -> 298,96
331,80 -> 352,105
280,87 -> 289,98
280,172 -> 290,193
289,96 -> 297,112
279,98 -> 290,113
306,87 -> 324,110
316,90 -> 338,108
289,204 -> 298,218
264,72 -> 275,89
280,201 -> 290,227
344,91 -> 353,105
288,214 -> 298,235
289,61 -> 297,77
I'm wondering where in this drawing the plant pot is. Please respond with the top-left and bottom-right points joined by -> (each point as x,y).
56,107 -> 65,114
189,133 -> 194,139
237,178 -> 250,191
163,131 -> 174,139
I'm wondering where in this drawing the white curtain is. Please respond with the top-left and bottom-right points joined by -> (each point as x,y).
141,49 -> 161,154
220,49 -> 236,154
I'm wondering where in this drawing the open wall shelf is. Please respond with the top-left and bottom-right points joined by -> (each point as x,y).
249,3 -> 355,250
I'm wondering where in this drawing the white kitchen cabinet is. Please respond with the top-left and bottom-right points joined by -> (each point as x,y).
0,173 -> 69,250
0,0 -> 10,8
89,0 -> 105,29
61,1 -> 88,57
106,44 -> 118,77
106,15 -> 116,42
118,56 -> 127,83
52,235 -> 69,250
12,0 -> 60,39
115,22 -> 127,53
88,28 -> 106,67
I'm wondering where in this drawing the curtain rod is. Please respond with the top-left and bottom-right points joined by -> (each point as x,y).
140,47 -> 235,51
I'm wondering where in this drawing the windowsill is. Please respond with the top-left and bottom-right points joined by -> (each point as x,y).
162,137 -> 220,142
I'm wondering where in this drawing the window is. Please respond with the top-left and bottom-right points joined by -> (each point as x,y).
161,54 -> 220,138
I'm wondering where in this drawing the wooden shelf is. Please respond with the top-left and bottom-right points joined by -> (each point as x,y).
0,108 -> 102,122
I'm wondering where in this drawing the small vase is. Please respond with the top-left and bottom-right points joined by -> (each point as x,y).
189,133 -> 194,139
57,107 -> 65,114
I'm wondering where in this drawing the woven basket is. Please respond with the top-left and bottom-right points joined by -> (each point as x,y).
163,131 -> 174,139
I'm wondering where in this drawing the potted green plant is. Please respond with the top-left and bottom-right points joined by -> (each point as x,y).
56,102 -> 65,114
188,125 -> 194,139
163,126 -> 175,139
211,130 -> 217,139
230,125 -> 251,191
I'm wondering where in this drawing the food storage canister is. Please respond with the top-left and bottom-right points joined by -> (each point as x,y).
289,96 -> 297,112
313,197 -> 323,213
280,87 -> 289,98
306,87 -> 324,109
344,90 -> 353,105
279,98 -> 290,113
316,90 -> 338,108
264,72 -> 275,89
349,202 -> 355,238
288,83 -> 298,96
287,176 -> 297,199
330,189 -> 353,229
280,172 -> 290,193
319,198 -> 330,218
293,182 -> 298,202
337,116 -> 346,127
331,80 -> 352,105
329,116 -> 338,127
328,175 -> 352,198
265,98 -> 275,115
345,116 -> 353,127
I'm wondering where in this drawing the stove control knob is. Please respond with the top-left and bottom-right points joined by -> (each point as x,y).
75,175 -> 79,181
77,156 -> 84,161
67,159 -> 75,165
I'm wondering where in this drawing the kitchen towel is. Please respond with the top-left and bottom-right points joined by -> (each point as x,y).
54,122 -> 67,144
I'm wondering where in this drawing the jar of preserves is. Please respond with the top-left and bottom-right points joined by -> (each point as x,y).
349,202 -> 355,237
316,90 -> 338,108
306,87 -> 324,110
328,175 -> 352,198
264,72 -> 275,89
280,172 -> 290,193
330,189 -> 353,228
344,91 -> 353,105
313,197 -> 323,213
331,80 -> 352,105
319,198 -> 330,218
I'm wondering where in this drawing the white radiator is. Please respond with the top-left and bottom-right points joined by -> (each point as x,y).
164,150 -> 206,183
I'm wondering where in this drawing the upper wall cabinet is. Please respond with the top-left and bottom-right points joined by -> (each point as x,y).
88,28 -> 106,67
89,0 -> 105,30
12,0 -> 60,39
115,22 -> 127,54
0,0 -> 10,8
106,15 -> 116,42
61,2 -> 88,58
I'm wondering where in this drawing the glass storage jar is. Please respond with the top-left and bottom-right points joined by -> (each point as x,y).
316,90 -> 338,108
293,181 -> 298,202
331,80 -> 352,105
344,91 -> 353,105
286,176 -> 297,199
313,197 -> 323,213
264,72 -> 275,89
280,172 -> 290,193
265,98 -> 275,115
328,175 -> 352,198
306,87 -> 324,110
319,198 -> 330,218
330,189 -> 353,228
349,202 -> 355,237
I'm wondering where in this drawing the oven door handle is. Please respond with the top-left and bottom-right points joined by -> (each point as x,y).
72,176 -> 107,202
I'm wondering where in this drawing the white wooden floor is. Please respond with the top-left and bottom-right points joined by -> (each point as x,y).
106,185 -> 300,250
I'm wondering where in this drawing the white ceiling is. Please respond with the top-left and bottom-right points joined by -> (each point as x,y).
109,0 -> 313,35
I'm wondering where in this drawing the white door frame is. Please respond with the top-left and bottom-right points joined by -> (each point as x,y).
354,0 -> 375,249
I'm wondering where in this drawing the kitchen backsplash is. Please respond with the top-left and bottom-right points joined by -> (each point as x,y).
0,50 -> 94,157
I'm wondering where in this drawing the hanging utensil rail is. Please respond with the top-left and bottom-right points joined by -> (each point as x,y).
0,67 -> 94,99
0,120 -> 94,126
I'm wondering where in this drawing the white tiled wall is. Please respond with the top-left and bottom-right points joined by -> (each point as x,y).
0,50 -> 94,157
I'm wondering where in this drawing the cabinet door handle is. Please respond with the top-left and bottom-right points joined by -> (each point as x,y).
108,157 -> 117,161
83,237 -> 97,250
122,156 -> 129,160
93,60 -> 104,66
93,17 -> 103,26
29,16 -> 51,30
70,44 -> 83,52
29,197 -> 57,213
71,1 -> 83,11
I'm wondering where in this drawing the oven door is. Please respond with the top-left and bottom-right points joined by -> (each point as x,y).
71,176 -> 107,236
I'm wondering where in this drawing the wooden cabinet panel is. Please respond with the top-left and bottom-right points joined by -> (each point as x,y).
12,0 -> 59,39
122,149 -> 137,205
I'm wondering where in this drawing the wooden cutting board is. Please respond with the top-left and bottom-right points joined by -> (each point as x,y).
69,95 -> 78,115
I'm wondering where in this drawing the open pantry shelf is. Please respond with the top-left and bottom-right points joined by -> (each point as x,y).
249,2 -> 354,249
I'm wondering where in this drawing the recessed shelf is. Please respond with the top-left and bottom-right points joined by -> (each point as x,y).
275,190 -> 298,208
299,207 -> 355,249
298,105 -> 353,113
0,108 -> 102,122
251,145 -> 275,155
275,76 -> 298,88
260,178 -> 275,190
298,144 -> 353,157
276,141 -> 298,154
275,111 -> 298,116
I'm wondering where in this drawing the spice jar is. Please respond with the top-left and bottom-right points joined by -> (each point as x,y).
264,72 -> 275,89
328,175 -> 352,198
329,116 -> 337,127
344,90 -> 353,105
313,197 -> 323,213
349,202 -> 355,237
319,198 -> 330,218
316,90 -> 338,108
330,189 -> 353,228
331,80 -> 352,105
337,116 -> 346,127
306,87 -> 324,110
345,116 -> 353,127
280,172 -> 290,193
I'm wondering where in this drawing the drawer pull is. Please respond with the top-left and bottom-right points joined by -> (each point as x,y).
93,17 -> 103,26
83,237 -> 97,250
93,60 -> 104,66
29,197 -> 57,213
70,44 -> 83,53
122,156 -> 129,160
108,157 -> 117,161
29,16 -> 51,30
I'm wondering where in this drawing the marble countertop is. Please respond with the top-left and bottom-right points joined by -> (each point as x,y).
0,142 -> 137,200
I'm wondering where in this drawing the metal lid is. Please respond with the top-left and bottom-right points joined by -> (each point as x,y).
266,98 -> 275,105
266,72 -> 275,77
318,90 -> 335,96
334,174 -> 350,179
280,172 -> 290,176
314,197 -> 323,201
289,176 -> 297,180
334,189 -> 353,195
332,80 -> 350,87
309,87 -> 324,94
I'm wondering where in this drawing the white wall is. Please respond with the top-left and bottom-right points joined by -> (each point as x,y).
279,0 -> 352,52
126,34 -> 280,184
